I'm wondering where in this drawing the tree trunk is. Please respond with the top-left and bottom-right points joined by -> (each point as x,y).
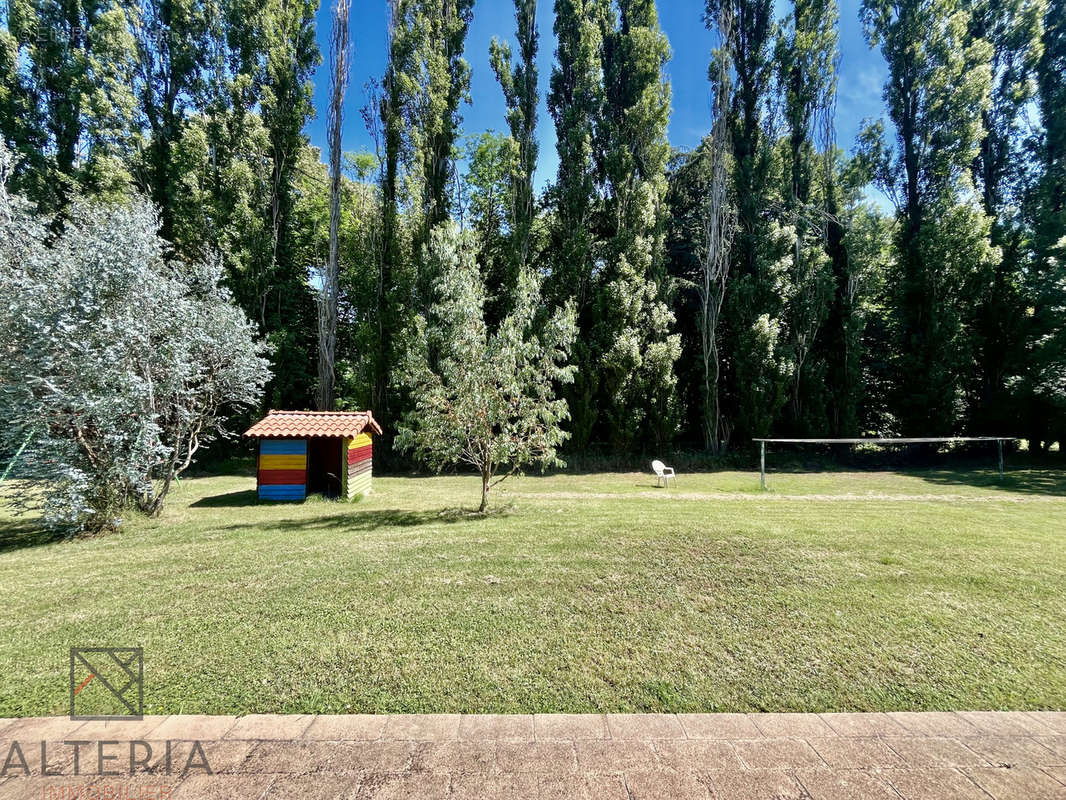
700,1 -> 734,455
479,469 -> 490,513
318,0 -> 351,411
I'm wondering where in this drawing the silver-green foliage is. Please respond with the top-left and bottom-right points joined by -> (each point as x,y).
395,222 -> 577,512
0,148 -> 271,530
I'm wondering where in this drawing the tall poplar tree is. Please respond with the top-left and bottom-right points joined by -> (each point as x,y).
462,131 -> 518,326
594,0 -> 681,451
127,0 -> 212,242
372,0 -> 471,437
2,0 -> 136,210
965,0 -> 1045,432
776,0 -> 838,431
1025,0 -> 1066,446
373,0 -> 415,432
707,0 -> 789,443
548,0 -> 680,453
490,0 -> 539,273
819,151 -> 865,436
412,0 -> 473,245
547,0 -> 606,452
860,0 -> 996,434
247,0 -> 320,408
0,12 -> 47,200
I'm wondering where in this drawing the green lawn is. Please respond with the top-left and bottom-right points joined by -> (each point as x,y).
1,467 -> 1064,716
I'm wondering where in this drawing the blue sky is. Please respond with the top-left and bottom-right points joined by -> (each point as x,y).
304,0 -> 888,190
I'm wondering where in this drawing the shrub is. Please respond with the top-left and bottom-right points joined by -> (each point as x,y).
0,147 -> 271,530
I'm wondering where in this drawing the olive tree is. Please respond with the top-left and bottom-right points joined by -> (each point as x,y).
395,222 -> 577,512
0,148 -> 271,530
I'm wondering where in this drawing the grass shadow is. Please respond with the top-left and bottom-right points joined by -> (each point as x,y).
218,506 -> 506,534
914,468 -> 1066,496
0,518 -> 66,554
190,489 -> 260,508
0,501 -> 498,553
753,447 -> 1066,497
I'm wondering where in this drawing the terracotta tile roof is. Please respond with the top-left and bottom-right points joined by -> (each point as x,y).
243,410 -> 383,439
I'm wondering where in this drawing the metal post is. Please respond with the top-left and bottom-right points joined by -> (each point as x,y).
760,441 -> 766,490
997,439 -> 1004,479
0,427 -> 36,485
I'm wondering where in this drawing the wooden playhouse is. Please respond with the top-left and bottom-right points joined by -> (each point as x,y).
243,410 -> 382,501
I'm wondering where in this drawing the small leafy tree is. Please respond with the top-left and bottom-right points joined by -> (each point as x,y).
395,222 -> 577,512
0,148 -> 271,530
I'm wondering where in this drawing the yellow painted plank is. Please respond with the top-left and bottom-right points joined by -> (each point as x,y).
350,433 -> 372,449
259,454 -> 307,470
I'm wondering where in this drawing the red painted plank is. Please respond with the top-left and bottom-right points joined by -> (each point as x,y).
258,469 -> 307,485
347,445 -> 372,464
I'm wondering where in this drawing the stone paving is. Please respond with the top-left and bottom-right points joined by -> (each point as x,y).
0,712 -> 1064,799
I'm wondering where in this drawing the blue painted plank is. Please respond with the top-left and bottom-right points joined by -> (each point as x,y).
258,483 -> 306,501
260,439 -> 307,455
259,482 -> 305,494
257,486 -> 304,499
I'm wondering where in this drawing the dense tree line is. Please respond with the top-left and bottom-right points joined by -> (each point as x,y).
1,0 -> 320,409
2,0 -> 1063,463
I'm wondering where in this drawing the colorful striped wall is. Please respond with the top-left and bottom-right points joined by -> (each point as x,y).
342,433 -> 372,500
258,439 -> 307,501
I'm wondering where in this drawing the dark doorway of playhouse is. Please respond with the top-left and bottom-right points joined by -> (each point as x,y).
306,437 -> 344,498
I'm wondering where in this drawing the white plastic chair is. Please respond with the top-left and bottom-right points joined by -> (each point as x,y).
652,459 -> 676,487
